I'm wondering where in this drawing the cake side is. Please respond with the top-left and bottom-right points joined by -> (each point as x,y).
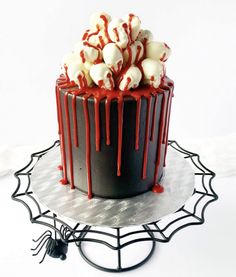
56,75 -> 174,198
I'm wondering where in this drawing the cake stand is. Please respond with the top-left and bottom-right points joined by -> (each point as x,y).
12,140 -> 218,272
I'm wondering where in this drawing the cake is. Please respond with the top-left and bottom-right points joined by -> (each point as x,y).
55,12 -> 174,199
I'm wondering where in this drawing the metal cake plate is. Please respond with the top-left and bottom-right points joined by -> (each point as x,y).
30,147 -> 195,227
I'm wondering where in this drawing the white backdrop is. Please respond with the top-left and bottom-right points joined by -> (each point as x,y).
0,1 -> 236,277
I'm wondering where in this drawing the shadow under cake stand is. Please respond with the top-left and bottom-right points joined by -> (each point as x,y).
12,140 -> 218,272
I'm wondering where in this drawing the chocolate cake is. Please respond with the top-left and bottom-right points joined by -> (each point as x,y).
55,12 -> 174,199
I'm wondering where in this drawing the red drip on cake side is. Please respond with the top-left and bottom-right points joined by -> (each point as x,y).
55,76 -> 174,199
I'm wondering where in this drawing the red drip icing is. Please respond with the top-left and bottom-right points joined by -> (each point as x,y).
83,75 -> 88,87
152,183 -> 164,193
105,97 -> 111,145
160,53 -> 166,62
60,179 -> 68,185
99,36 -> 105,49
98,80 -> 104,88
117,98 -> 123,176
80,50 -> 86,63
128,14 -> 135,42
153,92 -> 166,184
82,96 -> 93,199
135,45 -> 142,64
87,28 -> 100,39
126,46 -> 132,66
64,92 -> 75,189
107,73 -> 114,90
150,95 -> 158,141
143,38 -> 148,58
122,23 -> 129,42
111,60 -> 122,75
64,65 -> 69,81
77,75 -> 84,88
163,83 -> 174,166
100,15 -> 111,43
72,94 -> 79,147
142,96 -> 151,179
83,41 -> 100,52
94,97 -> 101,151
82,29 -> 90,40
124,77 -> 132,91
56,80 -> 68,185
113,27 -> 120,42
135,97 -> 141,150
58,165 -> 63,171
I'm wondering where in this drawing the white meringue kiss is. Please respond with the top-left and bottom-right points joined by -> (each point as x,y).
125,14 -> 141,41
146,41 -> 171,62
67,61 -> 93,88
118,65 -> 142,91
141,58 -> 164,88
103,43 -> 123,74
137,29 -> 153,44
90,12 -> 111,30
90,63 -> 114,90
73,42 -> 101,64
108,18 -> 129,49
123,41 -> 144,66
61,52 -> 81,74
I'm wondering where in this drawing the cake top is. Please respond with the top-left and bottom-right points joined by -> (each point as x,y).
61,12 -> 171,91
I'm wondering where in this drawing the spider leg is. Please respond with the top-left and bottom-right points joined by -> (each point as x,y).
32,237 -> 50,257
32,230 -> 52,242
39,245 -> 48,264
31,234 -> 51,251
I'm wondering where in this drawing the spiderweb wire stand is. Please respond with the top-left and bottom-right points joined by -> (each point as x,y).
12,140 -> 218,272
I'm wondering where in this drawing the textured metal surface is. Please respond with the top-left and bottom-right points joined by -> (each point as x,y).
31,147 -> 195,227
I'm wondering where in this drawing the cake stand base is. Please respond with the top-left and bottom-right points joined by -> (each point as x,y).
12,140 -> 218,272
77,226 -> 156,272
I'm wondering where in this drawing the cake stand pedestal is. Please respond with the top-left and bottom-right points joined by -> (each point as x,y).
12,140 -> 218,272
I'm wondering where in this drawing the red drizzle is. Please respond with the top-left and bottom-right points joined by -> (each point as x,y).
117,97 -> 124,176
94,97 -> 101,151
64,92 -> 75,189
105,97 -> 111,145
128,14 -> 135,41
153,92 -> 166,184
113,27 -> 120,41
135,45 -> 142,64
163,82 -> 174,165
99,36 -> 106,49
142,96 -> 151,179
126,46 -> 133,66
150,95 -> 158,141
72,94 -> 79,147
80,50 -> 86,63
82,29 -> 90,40
152,183 -> 164,193
56,77 -> 69,185
135,97 -> 141,150
87,28 -> 100,40
100,15 -> 111,43
82,95 -> 92,199
124,77 -> 132,91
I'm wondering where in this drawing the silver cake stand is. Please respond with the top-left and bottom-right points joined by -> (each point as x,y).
12,140 -> 218,272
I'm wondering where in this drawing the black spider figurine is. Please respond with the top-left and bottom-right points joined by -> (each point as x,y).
31,230 -> 68,263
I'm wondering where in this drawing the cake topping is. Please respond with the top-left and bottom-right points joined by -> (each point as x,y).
141,58 -> 164,88
61,12 -> 171,91
102,43 -> 123,74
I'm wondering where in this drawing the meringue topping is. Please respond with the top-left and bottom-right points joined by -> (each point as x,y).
61,12 -> 171,91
